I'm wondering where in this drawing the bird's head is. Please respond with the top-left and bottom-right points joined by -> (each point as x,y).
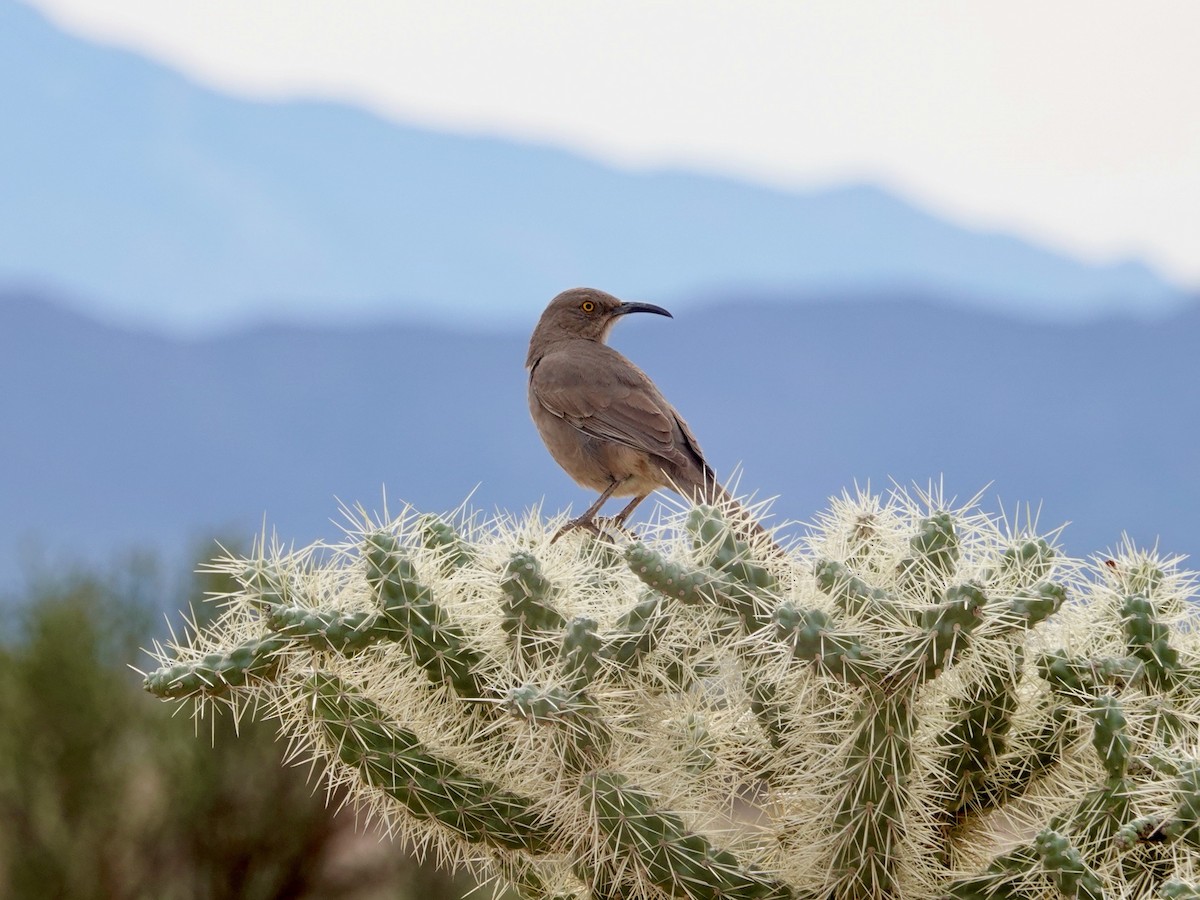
528,288 -> 672,359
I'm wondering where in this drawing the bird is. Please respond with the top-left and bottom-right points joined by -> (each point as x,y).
526,287 -> 769,544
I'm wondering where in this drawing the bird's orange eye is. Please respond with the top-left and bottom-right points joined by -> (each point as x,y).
580,300 -> 596,313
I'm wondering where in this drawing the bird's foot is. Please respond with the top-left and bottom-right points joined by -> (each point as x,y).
550,516 -> 640,544
550,516 -> 602,543
595,516 -> 641,541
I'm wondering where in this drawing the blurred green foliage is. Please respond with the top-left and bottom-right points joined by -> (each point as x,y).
0,550 -> 478,900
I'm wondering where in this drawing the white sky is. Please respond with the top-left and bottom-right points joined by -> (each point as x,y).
25,0 -> 1200,286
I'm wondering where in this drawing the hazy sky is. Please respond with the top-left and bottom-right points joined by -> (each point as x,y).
26,0 -> 1200,286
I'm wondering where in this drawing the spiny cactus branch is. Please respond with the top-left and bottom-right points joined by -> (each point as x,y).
143,488 -> 1200,900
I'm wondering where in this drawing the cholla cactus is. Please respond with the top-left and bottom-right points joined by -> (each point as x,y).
144,487 -> 1200,900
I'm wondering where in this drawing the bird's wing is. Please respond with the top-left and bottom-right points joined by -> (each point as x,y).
531,345 -> 697,471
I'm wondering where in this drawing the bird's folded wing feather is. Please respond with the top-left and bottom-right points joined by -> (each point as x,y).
531,349 -> 690,468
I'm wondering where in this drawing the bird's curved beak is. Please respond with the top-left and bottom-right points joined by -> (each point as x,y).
614,301 -> 673,319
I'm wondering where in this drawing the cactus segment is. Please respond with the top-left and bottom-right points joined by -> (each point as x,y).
774,605 -> 876,686
1039,651 -> 1101,698
239,560 -> 293,610
1121,562 -> 1168,599
895,584 -> 985,684
1033,829 -> 1105,900
687,506 -> 776,630
674,712 -> 718,774
974,701 -> 1076,810
505,685 -> 612,762
625,543 -> 727,607
832,692 -> 917,900
982,538 -> 1056,588
1162,883 -> 1200,900
581,772 -> 792,900
1122,594 -> 1182,691
364,532 -> 488,698
897,513 -> 960,588
1039,650 -> 1149,700
686,506 -> 767,582
143,635 -> 285,698
1089,695 -> 1132,781
266,604 -> 390,655
998,581 -> 1067,632
307,673 -> 553,852
601,592 -> 669,669
1166,763 -> 1200,847
417,514 -> 475,573
560,617 -> 603,691
815,559 -> 907,622
501,552 -> 568,664
1115,815 -> 1169,858
941,647 -> 1024,812
944,847 -> 1038,900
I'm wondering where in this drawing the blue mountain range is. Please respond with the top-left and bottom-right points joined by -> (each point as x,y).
2,291 -> 1196,591
1,0 -> 1194,335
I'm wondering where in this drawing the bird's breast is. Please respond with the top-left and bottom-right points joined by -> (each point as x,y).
528,380 -> 666,496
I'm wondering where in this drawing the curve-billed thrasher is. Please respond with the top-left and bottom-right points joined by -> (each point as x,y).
527,287 -> 762,541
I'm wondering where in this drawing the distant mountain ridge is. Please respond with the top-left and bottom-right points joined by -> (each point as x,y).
2,0 -> 1194,336
2,289 -> 1196,592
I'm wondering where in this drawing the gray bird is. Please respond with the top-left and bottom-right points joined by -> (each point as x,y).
526,287 -> 756,541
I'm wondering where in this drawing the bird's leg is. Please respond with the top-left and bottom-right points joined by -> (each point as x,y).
611,493 -> 648,527
552,478 -> 627,542
579,492 -> 651,541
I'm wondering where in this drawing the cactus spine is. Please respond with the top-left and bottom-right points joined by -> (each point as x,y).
145,487 -> 1200,900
